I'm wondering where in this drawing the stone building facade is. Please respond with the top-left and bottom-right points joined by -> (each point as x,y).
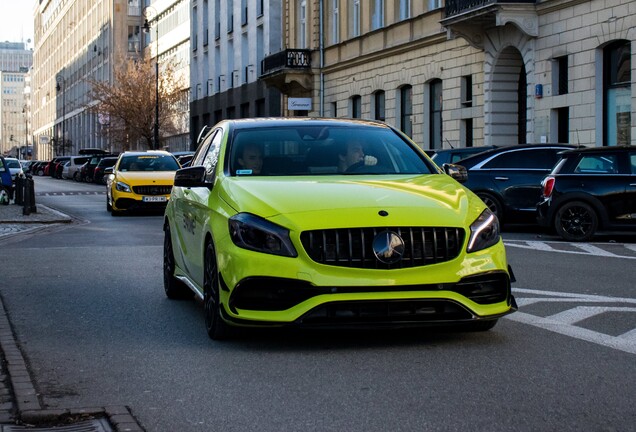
261,0 -> 634,150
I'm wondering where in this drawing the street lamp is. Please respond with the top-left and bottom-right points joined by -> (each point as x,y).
143,7 -> 160,150
55,74 -> 66,156
22,105 -> 29,160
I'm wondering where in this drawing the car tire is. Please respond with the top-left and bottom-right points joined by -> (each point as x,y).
163,225 -> 192,300
554,201 -> 598,242
204,241 -> 231,340
476,192 -> 504,224
106,196 -> 112,212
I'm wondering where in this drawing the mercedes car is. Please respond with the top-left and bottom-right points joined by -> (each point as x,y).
163,118 -> 516,339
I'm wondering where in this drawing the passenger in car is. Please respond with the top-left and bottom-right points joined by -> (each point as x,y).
337,140 -> 377,172
236,143 -> 264,175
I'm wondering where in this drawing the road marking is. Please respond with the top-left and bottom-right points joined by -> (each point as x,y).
547,306 -> 636,324
509,288 -> 636,355
504,240 -> 636,259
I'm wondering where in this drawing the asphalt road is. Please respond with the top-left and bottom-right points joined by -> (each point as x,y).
0,177 -> 634,432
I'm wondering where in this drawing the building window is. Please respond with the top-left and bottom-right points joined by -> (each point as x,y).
374,90 -> 385,121
350,0 -> 360,38
299,0 -> 307,48
400,85 -> 413,137
397,0 -> 411,21
557,107 -> 569,143
553,55 -> 568,96
463,118 -> 473,147
256,99 -> 265,117
430,79 -> 442,149
227,0 -> 234,33
371,0 -> 384,30
461,75 -> 472,107
257,0 -> 264,17
241,0 -> 248,25
351,95 -> 361,118
128,26 -> 141,52
203,0 -> 209,46
604,40 -> 631,146
331,0 -> 340,44
192,6 -> 198,50
427,0 -> 441,11
215,0 -> 221,39
241,103 -> 249,118
331,101 -> 338,117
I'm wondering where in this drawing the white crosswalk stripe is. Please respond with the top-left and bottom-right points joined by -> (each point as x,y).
508,288 -> 636,355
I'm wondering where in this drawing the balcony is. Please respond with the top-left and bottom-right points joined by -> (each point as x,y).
441,0 -> 538,47
260,49 -> 313,95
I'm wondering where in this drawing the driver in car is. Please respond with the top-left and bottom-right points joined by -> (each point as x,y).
338,140 -> 377,173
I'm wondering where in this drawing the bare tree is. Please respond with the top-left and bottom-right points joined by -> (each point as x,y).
87,55 -> 185,150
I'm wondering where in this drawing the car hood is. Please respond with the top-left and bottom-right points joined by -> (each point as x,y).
116,171 -> 176,184
220,175 -> 482,229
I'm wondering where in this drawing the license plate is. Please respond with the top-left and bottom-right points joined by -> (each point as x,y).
143,196 -> 167,202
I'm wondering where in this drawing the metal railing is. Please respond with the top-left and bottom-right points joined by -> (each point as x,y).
445,0 -> 535,18
261,49 -> 311,76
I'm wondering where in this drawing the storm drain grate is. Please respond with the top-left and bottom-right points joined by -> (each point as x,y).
0,418 -> 113,432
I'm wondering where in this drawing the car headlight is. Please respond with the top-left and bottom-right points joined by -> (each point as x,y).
229,213 -> 298,257
467,209 -> 500,253
115,181 -> 131,193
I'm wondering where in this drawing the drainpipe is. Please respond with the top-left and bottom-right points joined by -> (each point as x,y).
319,0 -> 324,116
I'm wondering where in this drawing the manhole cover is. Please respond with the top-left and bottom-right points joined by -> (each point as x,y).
0,418 -> 113,432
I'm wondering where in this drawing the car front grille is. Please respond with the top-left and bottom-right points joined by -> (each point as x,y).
300,227 -> 465,269
132,185 -> 172,195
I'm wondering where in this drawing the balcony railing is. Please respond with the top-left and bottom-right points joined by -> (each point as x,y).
261,49 -> 311,76
445,0 -> 535,18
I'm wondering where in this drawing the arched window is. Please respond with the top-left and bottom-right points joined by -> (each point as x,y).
373,90 -> 385,121
429,79 -> 442,149
400,85 -> 413,137
604,40 -> 631,146
350,95 -> 361,118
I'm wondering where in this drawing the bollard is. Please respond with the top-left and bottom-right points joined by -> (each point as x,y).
23,175 -> 37,215
14,174 -> 24,206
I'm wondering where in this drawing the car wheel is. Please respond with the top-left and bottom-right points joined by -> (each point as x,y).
204,241 -> 231,340
476,192 -> 503,224
163,225 -> 192,299
554,201 -> 598,242
106,196 -> 112,212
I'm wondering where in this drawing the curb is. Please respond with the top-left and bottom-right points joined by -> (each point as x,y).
0,294 -> 144,431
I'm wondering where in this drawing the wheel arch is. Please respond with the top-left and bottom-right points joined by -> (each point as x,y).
550,192 -> 609,228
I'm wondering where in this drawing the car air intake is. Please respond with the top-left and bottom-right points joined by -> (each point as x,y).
132,185 -> 172,195
300,227 -> 465,269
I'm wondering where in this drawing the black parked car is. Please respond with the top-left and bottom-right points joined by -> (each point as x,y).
431,145 -> 499,166
457,143 -> 578,225
537,145 -> 636,241
92,156 -> 118,184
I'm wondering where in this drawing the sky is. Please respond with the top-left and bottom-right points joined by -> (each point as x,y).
0,0 -> 36,46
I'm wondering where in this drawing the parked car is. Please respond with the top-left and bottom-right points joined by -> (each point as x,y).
105,150 -> 180,215
92,156 -> 118,184
61,161 -> 72,179
537,145 -> 636,241
31,161 -> 47,176
163,118 -> 516,340
0,156 -> 14,200
431,146 -> 499,166
3,157 -> 24,183
80,155 -> 109,182
456,143 -> 579,225
63,156 -> 91,181
45,156 -> 70,177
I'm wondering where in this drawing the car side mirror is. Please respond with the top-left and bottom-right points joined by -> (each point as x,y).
442,163 -> 467,183
174,165 -> 210,188
104,167 -> 114,174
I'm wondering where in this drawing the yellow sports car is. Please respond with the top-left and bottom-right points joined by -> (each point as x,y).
163,118 -> 517,339
106,150 -> 180,216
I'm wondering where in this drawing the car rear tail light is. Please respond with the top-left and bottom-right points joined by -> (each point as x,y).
542,176 -> 555,198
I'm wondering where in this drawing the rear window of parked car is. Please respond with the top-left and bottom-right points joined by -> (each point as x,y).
573,155 -> 619,174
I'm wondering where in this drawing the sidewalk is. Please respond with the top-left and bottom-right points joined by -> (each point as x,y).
0,202 -> 145,431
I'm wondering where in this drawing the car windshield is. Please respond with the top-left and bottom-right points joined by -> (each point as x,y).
229,125 -> 434,176
119,155 -> 180,172
6,160 -> 21,169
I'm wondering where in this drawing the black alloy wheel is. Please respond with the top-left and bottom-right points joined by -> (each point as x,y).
204,241 -> 231,340
163,225 -> 192,299
476,192 -> 504,224
554,201 -> 598,242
